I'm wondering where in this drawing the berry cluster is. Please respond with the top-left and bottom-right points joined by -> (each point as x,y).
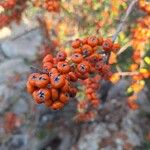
27,36 -> 120,111
43,0 -> 60,12
27,51 -> 77,110
0,0 -> 27,29
0,0 -> 16,9
139,0 -> 150,14
75,75 -> 101,122
128,1 -> 150,110
83,75 -> 101,108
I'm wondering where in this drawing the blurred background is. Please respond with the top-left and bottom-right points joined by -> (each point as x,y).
0,0 -> 150,150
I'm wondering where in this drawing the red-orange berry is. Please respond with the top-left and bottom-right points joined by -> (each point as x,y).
81,44 -> 93,56
33,88 -> 51,104
26,81 -> 36,94
72,39 -> 81,49
43,62 -> 53,71
43,54 -> 53,63
77,61 -> 90,74
74,48 -> 82,54
112,43 -> 120,53
61,80 -> 70,92
71,53 -> 83,63
59,93 -> 69,104
56,51 -> 67,61
50,74 -> 66,89
102,39 -> 113,51
49,68 -> 59,77
51,101 -> 64,110
57,61 -> 70,74
35,74 -> 49,88
87,36 -> 99,47
28,73 -> 40,86
68,72 -> 78,82
51,88 -> 59,101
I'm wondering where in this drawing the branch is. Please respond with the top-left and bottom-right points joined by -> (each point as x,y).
11,27 -> 39,41
106,0 -> 138,64
117,71 -> 139,76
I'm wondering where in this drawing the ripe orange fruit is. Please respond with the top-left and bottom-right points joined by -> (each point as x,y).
77,61 -> 90,74
59,93 -> 69,104
56,51 -> 67,61
57,61 -> 70,74
50,101 -> 64,110
26,81 -> 36,94
43,62 -> 53,71
81,44 -> 93,56
50,74 -> 66,89
71,53 -> 83,63
87,36 -> 99,47
51,88 -> 59,101
33,88 -> 51,104
102,39 -> 113,51
43,54 -> 53,63
35,74 -> 49,88
72,39 -> 81,49
28,73 -> 40,86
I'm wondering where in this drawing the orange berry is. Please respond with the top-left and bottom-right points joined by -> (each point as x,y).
50,74 -> 66,89
43,54 -> 53,63
59,93 -> 69,104
51,88 -> 59,101
56,51 -> 67,61
49,68 -> 59,77
77,61 -> 90,74
102,39 -> 113,51
74,48 -> 82,54
127,101 -> 139,110
81,44 -> 93,56
51,101 -> 64,110
71,53 -> 83,63
87,36 -> 99,47
85,88 -> 93,94
68,72 -> 78,82
26,81 -> 36,94
82,37 -> 88,44
33,88 -> 51,104
91,99 -> 100,108
88,53 -> 102,64
87,94 -> 92,100
112,43 -> 120,53
61,80 -> 70,92
72,39 -> 81,49
43,62 -> 53,71
57,61 -> 70,74
35,74 -> 49,88
28,73 -> 40,86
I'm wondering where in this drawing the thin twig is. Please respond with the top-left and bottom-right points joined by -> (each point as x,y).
106,0 -> 138,64
0,44 -> 10,59
11,27 -> 39,41
117,71 -> 139,76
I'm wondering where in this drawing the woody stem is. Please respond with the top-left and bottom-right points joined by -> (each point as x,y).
106,0 -> 138,64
